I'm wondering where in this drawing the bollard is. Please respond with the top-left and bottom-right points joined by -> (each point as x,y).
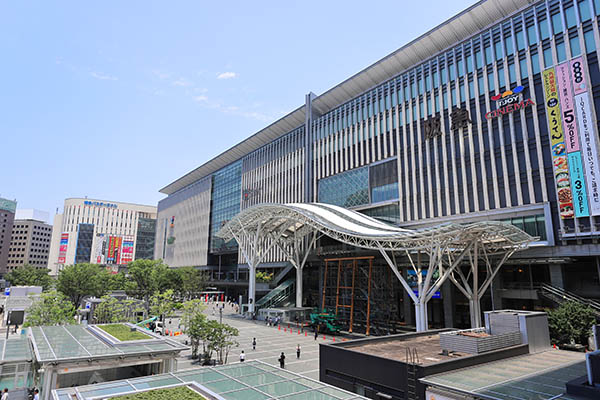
332,337 -> 335,342
298,330 -> 300,335
323,335 -> 326,340
278,325 -> 281,331
284,328 -> 286,332
305,331 -> 307,337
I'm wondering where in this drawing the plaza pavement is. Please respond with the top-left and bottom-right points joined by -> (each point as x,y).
174,303 -> 337,380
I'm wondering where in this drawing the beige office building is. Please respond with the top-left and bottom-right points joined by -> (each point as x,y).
48,198 -> 157,275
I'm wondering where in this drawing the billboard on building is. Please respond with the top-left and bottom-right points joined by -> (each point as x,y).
107,236 -> 122,264
58,233 -> 69,264
543,68 -> 574,219
121,236 -> 135,264
570,57 -> 600,216
94,234 -> 107,264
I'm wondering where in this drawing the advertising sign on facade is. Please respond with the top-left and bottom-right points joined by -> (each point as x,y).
121,236 -> 134,264
107,236 -> 122,264
575,92 -> 600,215
556,63 -> 580,153
543,68 -> 574,219
484,85 -> 535,120
94,234 -> 106,264
58,233 -> 69,263
568,152 -> 590,217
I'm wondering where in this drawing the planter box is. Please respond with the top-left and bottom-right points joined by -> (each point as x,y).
440,328 -> 522,354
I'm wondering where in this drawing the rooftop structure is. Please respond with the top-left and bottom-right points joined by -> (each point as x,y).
53,360 -> 368,400
29,324 -> 187,363
421,350 -> 586,400
29,323 -> 188,400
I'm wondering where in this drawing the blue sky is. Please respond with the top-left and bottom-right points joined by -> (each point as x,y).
1,0 -> 476,217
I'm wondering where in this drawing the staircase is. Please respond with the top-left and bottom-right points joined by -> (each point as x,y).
255,278 -> 295,311
538,283 -> 600,316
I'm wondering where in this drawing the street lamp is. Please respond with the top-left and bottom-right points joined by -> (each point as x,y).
219,307 -> 223,324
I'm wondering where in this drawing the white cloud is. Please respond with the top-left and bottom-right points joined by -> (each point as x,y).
152,70 -> 170,80
193,95 -> 208,102
90,71 -> 117,81
172,78 -> 193,87
217,72 -> 237,80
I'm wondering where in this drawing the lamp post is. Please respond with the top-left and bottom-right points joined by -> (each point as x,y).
219,307 -> 223,324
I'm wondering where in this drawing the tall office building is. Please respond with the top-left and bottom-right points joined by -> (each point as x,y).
7,211 -> 52,270
156,0 -> 600,327
0,198 -> 17,276
47,198 -> 157,275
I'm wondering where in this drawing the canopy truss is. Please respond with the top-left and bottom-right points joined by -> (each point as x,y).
217,203 -> 536,330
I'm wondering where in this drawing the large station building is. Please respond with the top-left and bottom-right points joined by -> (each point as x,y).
156,0 -> 600,331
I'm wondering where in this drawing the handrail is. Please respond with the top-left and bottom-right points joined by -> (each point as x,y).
539,283 -> 600,313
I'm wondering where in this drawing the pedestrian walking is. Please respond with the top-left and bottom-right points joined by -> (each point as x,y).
239,350 -> 245,362
1,388 -> 8,400
252,338 -> 256,350
314,328 -> 318,340
278,352 -> 285,369
296,344 -> 301,359
33,390 -> 40,400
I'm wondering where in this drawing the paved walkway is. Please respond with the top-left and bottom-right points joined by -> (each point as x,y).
175,304 -> 336,380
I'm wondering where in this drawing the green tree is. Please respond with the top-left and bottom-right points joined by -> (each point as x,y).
5,264 -> 54,290
255,271 -> 273,283
94,296 -> 144,324
213,323 -> 239,364
176,267 -> 209,299
149,289 -> 179,321
106,272 -> 128,291
125,260 -> 169,313
23,291 -> 76,327
186,313 -> 208,359
57,263 -> 111,307
180,299 -> 206,333
547,301 -> 597,346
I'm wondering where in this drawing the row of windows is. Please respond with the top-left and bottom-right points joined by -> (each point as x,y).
312,0 -> 599,143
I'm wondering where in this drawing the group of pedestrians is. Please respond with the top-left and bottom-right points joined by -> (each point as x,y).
1,388 -> 39,399
239,338 -> 302,369
265,316 -> 281,326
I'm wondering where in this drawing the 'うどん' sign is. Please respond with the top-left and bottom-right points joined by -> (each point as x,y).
485,85 -> 535,120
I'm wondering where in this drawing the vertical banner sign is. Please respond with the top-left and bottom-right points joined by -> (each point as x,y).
114,236 -> 122,264
567,152 -> 590,216
543,68 -> 574,219
58,233 -> 69,263
94,234 -> 106,264
107,236 -> 116,264
556,62 -> 589,217
121,236 -> 134,264
571,57 -> 600,215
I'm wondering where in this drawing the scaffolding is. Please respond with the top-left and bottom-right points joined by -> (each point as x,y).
321,256 -> 402,335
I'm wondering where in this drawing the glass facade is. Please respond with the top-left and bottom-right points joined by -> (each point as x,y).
318,166 -> 369,208
310,0 -> 600,239
135,217 -> 156,260
500,214 -> 547,241
360,203 -> 401,224
370,159 -> 399,203
75,223 -> 94,264
209,160 -> 242,253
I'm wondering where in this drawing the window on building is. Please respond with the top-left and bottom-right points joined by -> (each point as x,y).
579,0 -> 592,22
543,47 -> 553,67
564,6 -> 577,28
584,30 -> 596,53
556,41 -> 567,62
570,36 -> 581,56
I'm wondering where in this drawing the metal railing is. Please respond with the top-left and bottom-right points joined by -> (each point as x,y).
255,278 -> 295,310
538,283 -> 600,315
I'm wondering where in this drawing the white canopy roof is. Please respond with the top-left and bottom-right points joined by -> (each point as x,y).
217,203 -> 535,252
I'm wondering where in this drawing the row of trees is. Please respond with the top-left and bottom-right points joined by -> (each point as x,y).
8,260 -> 210,327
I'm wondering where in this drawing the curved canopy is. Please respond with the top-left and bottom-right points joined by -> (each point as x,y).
217,202 -> 535,252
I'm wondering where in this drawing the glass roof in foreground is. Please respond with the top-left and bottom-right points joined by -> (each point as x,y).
53,360 -> 368,400
0,337 -> 33,361
30,325 -> 188,363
